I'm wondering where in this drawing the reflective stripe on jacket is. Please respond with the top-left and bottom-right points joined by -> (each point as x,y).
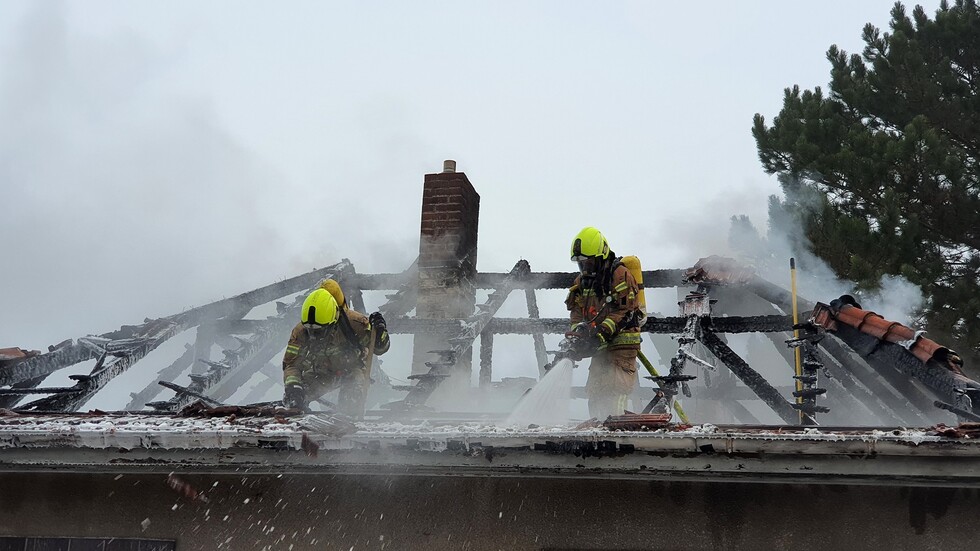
564,264 -> 642,350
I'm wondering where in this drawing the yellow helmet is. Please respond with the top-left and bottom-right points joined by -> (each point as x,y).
301,289 -> 339,325
570,227 -> 610,260
319,279 -> 346,308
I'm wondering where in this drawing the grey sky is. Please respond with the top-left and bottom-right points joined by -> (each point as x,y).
1,0 -> 928,354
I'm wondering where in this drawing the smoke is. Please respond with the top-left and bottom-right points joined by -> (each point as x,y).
644,179 -> 773,268
0,3 -> 931,416
640,173 -> 925,325
729,195 -> 926,325
0,4 -> 294,349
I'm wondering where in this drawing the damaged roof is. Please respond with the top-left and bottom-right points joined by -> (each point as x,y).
812,296 -> 964,375
0,347 -> 39,365
4,409 -> 980,485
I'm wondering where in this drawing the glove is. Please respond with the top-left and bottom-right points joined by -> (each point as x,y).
596,318 -> 617,342
369,311 -> 387,332
283,384 -> 307,411
565,324 -> 600,360
570,322 -> 597,339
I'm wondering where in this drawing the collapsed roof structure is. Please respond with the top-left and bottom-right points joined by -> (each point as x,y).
3,161 -> 980,550
1,248 -> 975,425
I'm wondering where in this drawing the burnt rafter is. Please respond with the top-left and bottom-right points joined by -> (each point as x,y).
676,273 -> 803,424
812,299 -> 980,420
18,321 -> 183,412
4,249 -> 971,425
381,314 -> 794,336
2,260 -> 356,397
356,268 -> 685,291
751,299 -> 902,426
158,381 -> 225,408
376,258 -> 419,319
170,259 -> 355,328
698,329 -> 801,424
0,341 -> 97,389
0,376 -> 47,409
818,333 -> 933,425
147,263 -> 356,412
525,288 -> 550,377
159,259 -> 416,412
637,297 -> 804,422
147,298 -> 302,412
387,259 -> 532,410
124,344 -> 197,410
643,290 -> 710,416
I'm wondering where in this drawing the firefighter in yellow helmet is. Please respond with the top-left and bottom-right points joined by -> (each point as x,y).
281,287 -> 390,418
319,278 -> 391,361
564,227 -> 642,420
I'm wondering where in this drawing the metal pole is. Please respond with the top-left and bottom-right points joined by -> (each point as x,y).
637,350 -> 689,424
791,258 -> 803,424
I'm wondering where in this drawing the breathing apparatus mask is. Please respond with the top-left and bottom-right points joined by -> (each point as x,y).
574,255 -> 601,278
303,323 -> 335,339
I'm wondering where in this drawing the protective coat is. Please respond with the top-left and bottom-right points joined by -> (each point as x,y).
565,262 -> 642,411
282,309 -> 389,416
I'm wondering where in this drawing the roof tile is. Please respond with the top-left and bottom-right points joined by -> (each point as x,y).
812,298 -> 964,376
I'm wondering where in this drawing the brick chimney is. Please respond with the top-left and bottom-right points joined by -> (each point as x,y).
411,161 -> 480,386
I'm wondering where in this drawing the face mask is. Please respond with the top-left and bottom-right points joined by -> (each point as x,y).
303,323 -> 334,338
576,256 -> 599,277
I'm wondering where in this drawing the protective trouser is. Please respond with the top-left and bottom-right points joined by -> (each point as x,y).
585,347 -> 639,419
305,365 -> 370,418
588,393 -> 631,420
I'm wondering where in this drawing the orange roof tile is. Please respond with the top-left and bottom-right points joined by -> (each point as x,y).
0,347 -> 39,364
811,300 -> 964,375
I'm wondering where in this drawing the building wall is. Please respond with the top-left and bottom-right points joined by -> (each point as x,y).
2,471 -> 978,550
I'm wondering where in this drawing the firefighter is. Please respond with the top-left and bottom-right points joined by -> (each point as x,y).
320,278 -> 390,352
282,287 -> 389,418
564,227 -> 642,420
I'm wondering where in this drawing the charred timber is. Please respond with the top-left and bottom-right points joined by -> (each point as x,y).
393,260 -> 531,409
171,259 -> 354,328
376,258 -> 419,319
355,269 -> 686,291
744,275 -> 815,313
525,289 -> 549,377
830,324 -> 980,419
147,299 -> 301,412
479,331 -> 493,388
1,260 -> 356,393
19,322 -> 183,412
125,344 -> 197,410
765,329 -> 900,424
817,334 -> 932,425
698,329 -> 799,424
935,400 -> 980,422
157,381 -> 224,408
147,267 -> 354,412
382,315 -> 795,336
0,376 -> 47,409
0,341 -> 97,388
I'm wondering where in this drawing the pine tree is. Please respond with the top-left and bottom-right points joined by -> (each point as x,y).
752,0 -> 980,368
